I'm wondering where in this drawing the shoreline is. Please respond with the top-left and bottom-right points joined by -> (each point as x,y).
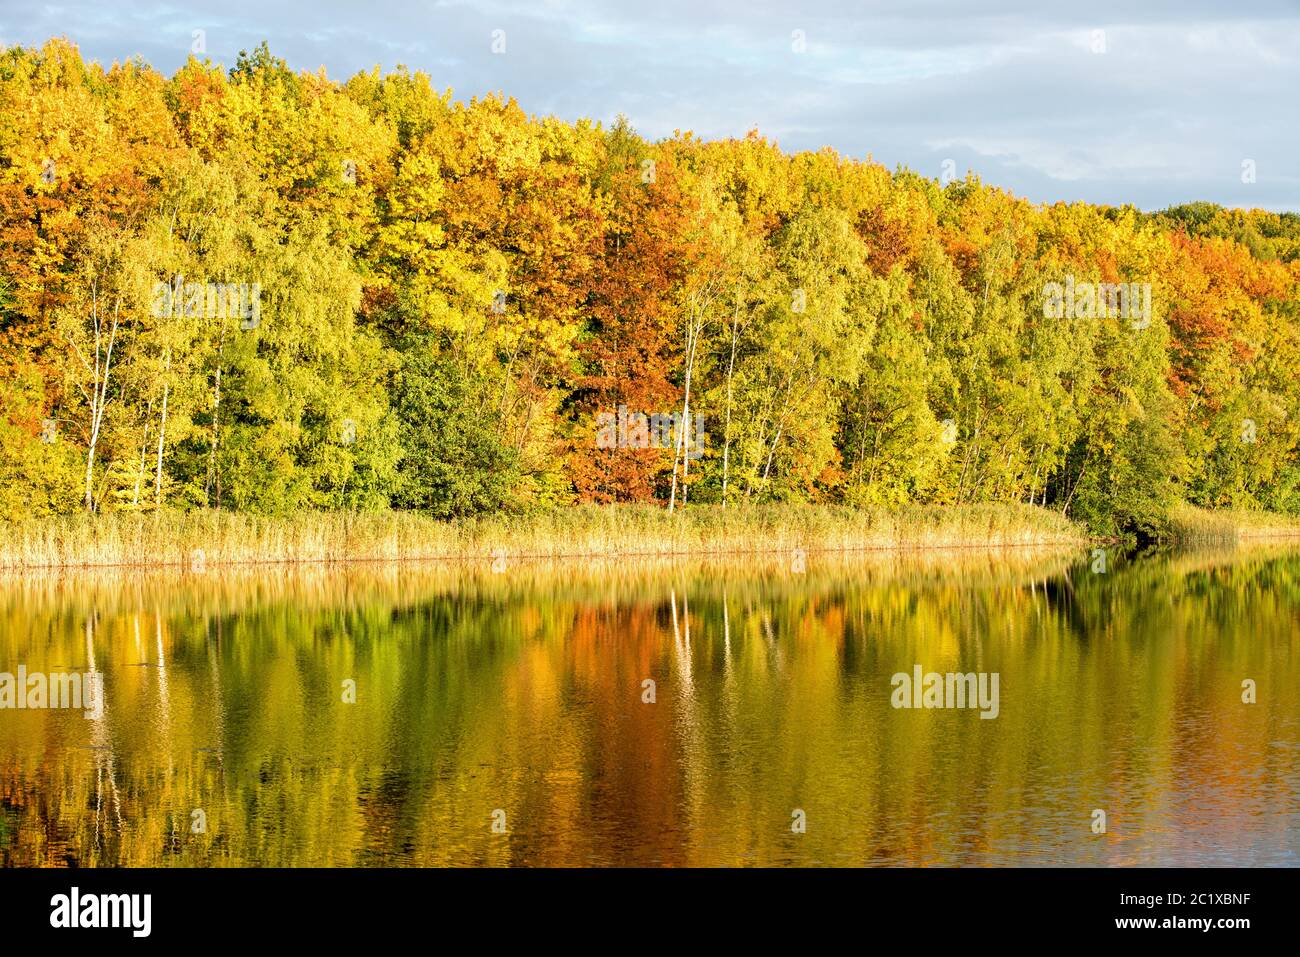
1166,505 -> 1300,544
0,503 -> 1086,571
4,502 -> 1299,573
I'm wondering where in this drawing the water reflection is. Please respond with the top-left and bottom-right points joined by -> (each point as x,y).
1,546 -> 1297,866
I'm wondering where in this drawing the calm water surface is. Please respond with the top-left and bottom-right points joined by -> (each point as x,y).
1,546 -> 1298,866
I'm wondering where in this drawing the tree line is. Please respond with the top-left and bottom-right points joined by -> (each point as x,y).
2,39 -> 1298,535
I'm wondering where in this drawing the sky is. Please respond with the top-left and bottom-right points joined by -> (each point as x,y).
1,0 -> 1296,211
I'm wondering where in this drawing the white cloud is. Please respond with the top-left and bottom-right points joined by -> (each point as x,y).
1,0 -> 1294,210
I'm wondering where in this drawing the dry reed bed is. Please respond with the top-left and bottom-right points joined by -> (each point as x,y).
0,503 -> 1086,570
1167,504 -> 1300,544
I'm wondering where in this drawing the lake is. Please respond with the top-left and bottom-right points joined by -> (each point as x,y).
1,545 -> 1297,866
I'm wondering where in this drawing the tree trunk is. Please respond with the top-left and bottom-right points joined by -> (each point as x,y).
721,298 -> 740,509
79,286 -> 121,513
154,350 -> 171,509
669,309 -> 701,514
133,397 -> 153,508
759,373 -> 795,495
206,323 -> 227,508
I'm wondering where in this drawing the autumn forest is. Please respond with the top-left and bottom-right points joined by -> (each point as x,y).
3,38 -> 1300,538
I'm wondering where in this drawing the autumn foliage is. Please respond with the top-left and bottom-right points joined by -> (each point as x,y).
2,40 -> 1299,535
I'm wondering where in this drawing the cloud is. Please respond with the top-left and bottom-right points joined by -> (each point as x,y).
1,0 -> 1294,210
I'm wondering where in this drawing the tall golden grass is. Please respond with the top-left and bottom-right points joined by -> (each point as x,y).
1167,504 -> 1300,544
0,503 -> 1085,570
